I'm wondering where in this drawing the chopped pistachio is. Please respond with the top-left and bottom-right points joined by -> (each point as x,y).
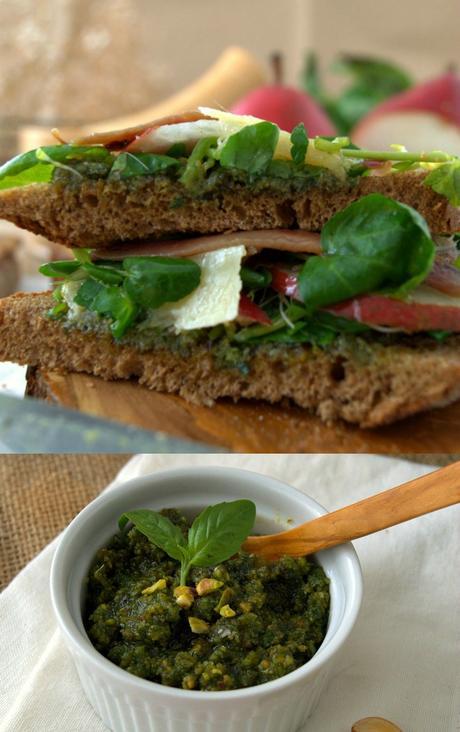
141,578 -> 167,595
182,674 -> 196,690
214,587 -> 234,613
213,565 -> 230,582
239,601 -> 252,614
219,604 -> 236,618
174,585 -> 195,608
195,578 -> 224,596
188,617 -> 210,634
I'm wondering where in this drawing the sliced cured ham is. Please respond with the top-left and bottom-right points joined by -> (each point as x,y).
92,230 -> 322,260
57,111 -> 214,149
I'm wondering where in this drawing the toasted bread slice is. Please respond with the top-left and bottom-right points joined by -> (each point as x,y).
2,291 -> 460,427
0,170 -> 458,249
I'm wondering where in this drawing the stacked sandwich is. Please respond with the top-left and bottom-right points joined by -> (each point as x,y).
1,108 -> 460,427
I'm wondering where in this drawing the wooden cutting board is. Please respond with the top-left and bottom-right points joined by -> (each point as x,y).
27,368 -> 460,453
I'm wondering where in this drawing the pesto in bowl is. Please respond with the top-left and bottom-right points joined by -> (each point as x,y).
84,508 -> 330,692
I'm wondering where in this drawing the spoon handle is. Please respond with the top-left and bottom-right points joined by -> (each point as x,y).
243,461 -> 460,558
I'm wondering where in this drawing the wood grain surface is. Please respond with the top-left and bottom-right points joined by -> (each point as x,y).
27,368 -> 460,453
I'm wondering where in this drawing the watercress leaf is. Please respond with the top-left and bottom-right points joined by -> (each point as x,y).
219,122 -> 279,175
108,152 -> 179,180
0,145 -> 113,190
74,279 -> 138,338
240,266 -> 272,290
424,161 -> 460,206
82,261 -> 125,285
290,123 -> 308,165
39,260 -> 82,277
123,256 -> 201,309
187,500 -> 256,568
298,194 -> 435,308
74,278 -> 104,308
179,137 -> 217,188
166,142 -> 187,158
119,509 -> 187,562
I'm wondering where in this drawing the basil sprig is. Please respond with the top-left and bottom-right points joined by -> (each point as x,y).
298,194 -> 435,309
119,500 -> 256,585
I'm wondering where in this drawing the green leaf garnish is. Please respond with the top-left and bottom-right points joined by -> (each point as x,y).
297,194 -> 435,309
0,145 -> 113,190
119,500 -> 256,585
123,256 -> 201,309
219,122 -> 279,175
290,123 -> 308,165
424,161 -> 460,206
179,137 -> 218,188
108,152 -> 179,180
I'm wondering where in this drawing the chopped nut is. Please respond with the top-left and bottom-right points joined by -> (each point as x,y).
219,604 -> 236,618
239,601 -> 252,613
182,674 -> 196,690
214,587 -> 234,612
174,585 -> 195,608
141,578 -> 167,595
352,718 -> 403,732
188,617 -> 210,634
213,565 -> 230,582
195,578 -> 224,596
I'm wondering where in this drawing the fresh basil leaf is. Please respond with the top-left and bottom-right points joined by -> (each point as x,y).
179,137 -> 217,188
219,122 -> 279,175
123,256 -> 201,309
119,509 -> 187,562
298,194 -> 435,308
187,500 -> 256,568
290,123 -> 308,165
424,161 -> 460,206
0,145 -> 113,190
108,152 -> 179,180
39,260 -> 82,277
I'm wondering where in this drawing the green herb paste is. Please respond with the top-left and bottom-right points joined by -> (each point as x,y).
84,509 -> 330,691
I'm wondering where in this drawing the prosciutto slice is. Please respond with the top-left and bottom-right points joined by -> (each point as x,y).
92,230 -> 322,260
54,111 -> 213,150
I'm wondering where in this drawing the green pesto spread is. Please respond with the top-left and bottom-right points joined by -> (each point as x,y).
84,509 -> 330,691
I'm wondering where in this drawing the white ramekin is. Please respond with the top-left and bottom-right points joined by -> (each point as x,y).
50,467 -> 363,732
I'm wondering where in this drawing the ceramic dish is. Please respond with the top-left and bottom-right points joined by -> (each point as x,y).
50,467 -> 363,732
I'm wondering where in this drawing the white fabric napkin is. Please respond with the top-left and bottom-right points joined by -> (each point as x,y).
1,454 -> 459,732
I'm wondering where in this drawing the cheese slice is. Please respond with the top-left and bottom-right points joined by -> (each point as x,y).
140,245 -> 245,332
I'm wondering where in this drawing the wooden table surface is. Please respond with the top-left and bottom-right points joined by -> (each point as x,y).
28,368 -> 460,454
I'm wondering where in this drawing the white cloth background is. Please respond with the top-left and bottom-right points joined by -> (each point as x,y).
1,454 -> 459,732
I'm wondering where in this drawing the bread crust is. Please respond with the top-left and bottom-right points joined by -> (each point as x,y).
0,170 -> 458,248
2,291 -> 460,428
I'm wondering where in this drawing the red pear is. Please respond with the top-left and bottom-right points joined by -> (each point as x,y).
352,71 -> 460,154
231,53 -> 336,136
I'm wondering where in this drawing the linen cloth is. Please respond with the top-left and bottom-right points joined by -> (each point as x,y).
1,454 -> 458,732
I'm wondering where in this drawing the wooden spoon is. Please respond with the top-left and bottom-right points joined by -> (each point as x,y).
243,461 -> 460,559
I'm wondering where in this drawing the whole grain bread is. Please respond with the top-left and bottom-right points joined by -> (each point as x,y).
2,291 -> 460,428
0,170 -> 457,249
